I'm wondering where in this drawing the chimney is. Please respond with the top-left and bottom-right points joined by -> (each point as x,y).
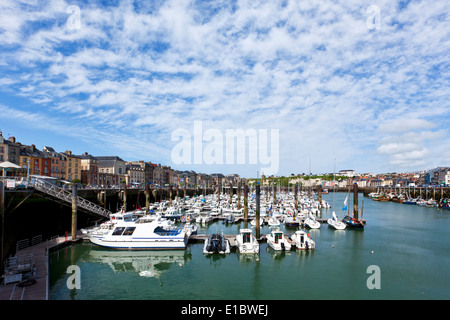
65,150 -> 72,155
8,137 -> 16,143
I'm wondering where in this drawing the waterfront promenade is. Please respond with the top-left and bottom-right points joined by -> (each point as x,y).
0,234 -> 80,300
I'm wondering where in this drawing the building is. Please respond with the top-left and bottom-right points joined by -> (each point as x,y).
61,150 -> 81,182
43,146 -> 66,180
0,133 -> 20,165
436,167 -> 450,185
79,152 -> 99,186
126,162 -> 145,186
338,170 -> 355,177
19,144 -> 49,177
128,160 -> 155,184
96,156 -> 126,184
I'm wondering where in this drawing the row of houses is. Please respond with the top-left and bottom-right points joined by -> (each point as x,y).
0,132 -> 241,187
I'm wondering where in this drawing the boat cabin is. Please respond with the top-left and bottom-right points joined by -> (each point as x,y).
240,229 -> 252,243
110,212 -> 134,223
273,231 -> 283,244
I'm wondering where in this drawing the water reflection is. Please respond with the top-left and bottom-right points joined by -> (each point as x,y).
84,247 -> 192,279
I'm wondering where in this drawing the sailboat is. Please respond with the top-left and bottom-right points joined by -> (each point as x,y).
327,211 -> 346,230
342,189 -> 365,229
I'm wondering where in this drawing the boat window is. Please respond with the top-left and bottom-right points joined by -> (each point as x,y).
112,227 -> 125,235
122,227 -> 136,236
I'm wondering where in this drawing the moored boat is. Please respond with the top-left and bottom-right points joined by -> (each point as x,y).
203,233 -> 230,254
235,229 -> 259,254
304,213 -> 320,229
86,218 -> 188,250
327,211 -> 346,230
342,215 -> 364,229
290,230 -> 315,250
266,228 -> 292,251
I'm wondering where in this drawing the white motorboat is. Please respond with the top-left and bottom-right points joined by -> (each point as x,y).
203,233 -> 230,254
250,217 -> 263,226
304,213 -> 321,229
268,216 -> 281,227
266,228 -> 292,251
290,230 -> 315,250
196,214 -> 212,225
327,211 -> 346,230
182,222 -> 198,237
87,217 -> 188,250
235,229 -> 259,254
163,206 -> 182,220
284,215 -> 300,228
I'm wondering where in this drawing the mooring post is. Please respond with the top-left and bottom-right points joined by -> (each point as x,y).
273,180 -> 276,205
244,184 -> 248,223
256,182 -> 261,239
237,181 -> 241,210
169,185 -> 173,205
145,184 -> 150,214
72,183 -> 78,241
353,183 -> 359,221
295,183 -> 298,212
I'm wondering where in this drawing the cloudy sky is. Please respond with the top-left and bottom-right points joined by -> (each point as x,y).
0,0 -> 449,177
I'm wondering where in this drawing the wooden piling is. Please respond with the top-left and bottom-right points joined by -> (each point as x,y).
145,184 -> 150,214
244,184 -> 248,222
237,181 -> 241,210
256,183 -> 261,239
353,183 -> 359,221
71,183 -> 78,241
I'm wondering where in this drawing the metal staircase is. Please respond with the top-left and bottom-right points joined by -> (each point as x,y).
31,178 -> 112,218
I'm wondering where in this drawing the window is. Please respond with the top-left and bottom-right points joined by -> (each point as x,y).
122,227 -> 136,236
112,227 -> 125,235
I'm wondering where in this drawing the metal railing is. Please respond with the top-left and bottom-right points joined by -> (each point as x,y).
30,178 -> 112,218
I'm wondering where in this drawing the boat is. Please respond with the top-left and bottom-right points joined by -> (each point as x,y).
196,214 -> 212,225
342,215 -> 364,229
304,213 -> 320,229
402,198 -> 417,205
327,211 -> 346,230
163,206 -> 182,220
284,215 -> 300,228
203,233 -> 230,254
290,230 -> 315,250
182,222 -> 198,237
235,229 -> 259,254
250,217 -> 263,226
266,228 -> 292,251
86,217 -> 188,250
267,216 -> 281,227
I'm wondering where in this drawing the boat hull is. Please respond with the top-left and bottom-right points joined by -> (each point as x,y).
88,235 -> 188,250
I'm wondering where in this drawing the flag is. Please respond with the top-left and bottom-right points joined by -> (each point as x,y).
342,195 -> 348,211
269,204 -> 273,216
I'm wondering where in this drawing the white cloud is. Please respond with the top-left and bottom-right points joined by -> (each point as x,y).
0,0 -> 449,175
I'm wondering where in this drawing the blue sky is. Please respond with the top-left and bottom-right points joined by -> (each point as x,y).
0,0 -> 449,177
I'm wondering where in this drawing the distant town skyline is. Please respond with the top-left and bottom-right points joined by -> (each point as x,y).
1,1 -> 449,177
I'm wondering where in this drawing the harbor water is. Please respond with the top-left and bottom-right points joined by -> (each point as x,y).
49,192 -> 450,300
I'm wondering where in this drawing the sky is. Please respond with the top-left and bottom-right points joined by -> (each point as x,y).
0,0 -> 449,178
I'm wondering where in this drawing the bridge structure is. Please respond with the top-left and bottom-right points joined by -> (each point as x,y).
1,177 -> 112,218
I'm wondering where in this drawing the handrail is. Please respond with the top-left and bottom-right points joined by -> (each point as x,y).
29,178 -> 112,218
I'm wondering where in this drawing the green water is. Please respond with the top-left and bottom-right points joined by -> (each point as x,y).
49,193 -> 450,300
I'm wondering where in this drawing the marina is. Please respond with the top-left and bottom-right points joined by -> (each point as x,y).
45,191 -> 450,300
1,179 -> 449,300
